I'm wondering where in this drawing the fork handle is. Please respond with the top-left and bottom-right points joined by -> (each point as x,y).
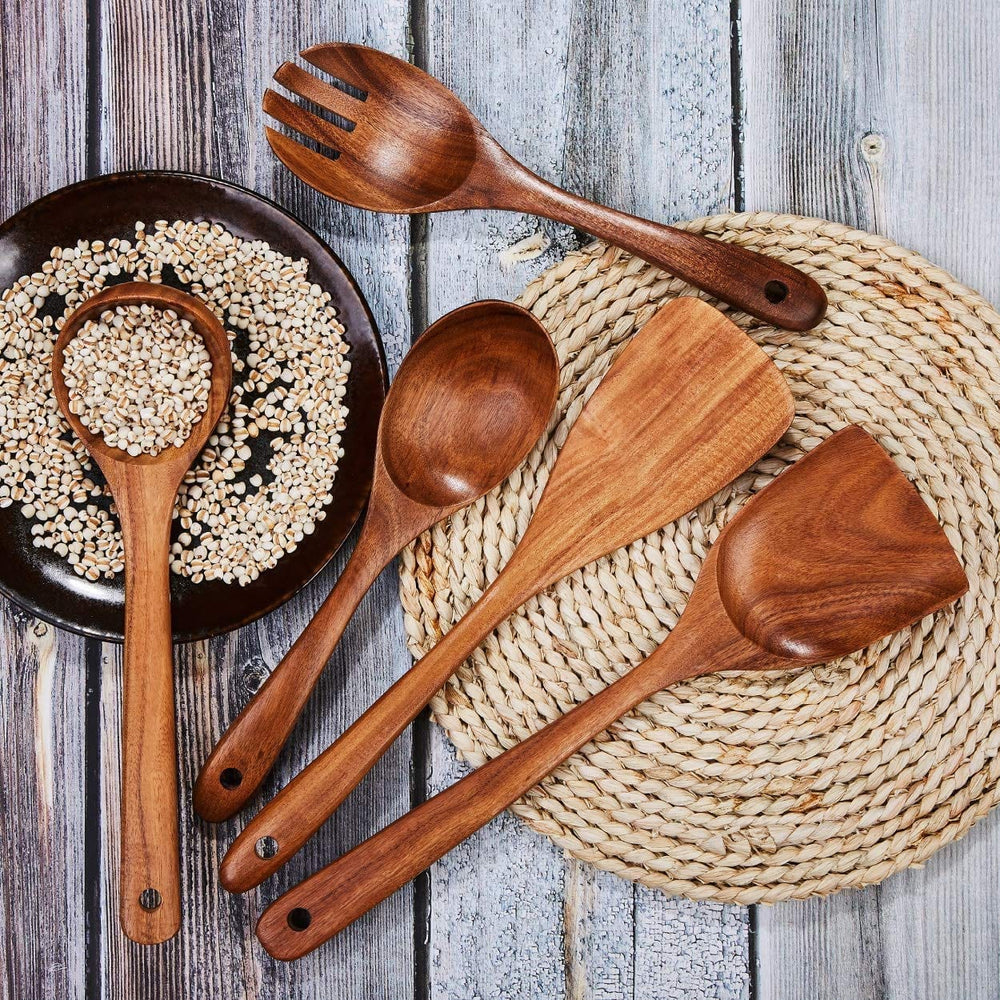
496,167 -> 826,331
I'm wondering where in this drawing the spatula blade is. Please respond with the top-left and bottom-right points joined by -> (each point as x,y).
519,297 -> 794,589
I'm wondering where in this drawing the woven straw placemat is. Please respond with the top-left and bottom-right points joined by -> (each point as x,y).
398,212 -> 1000,903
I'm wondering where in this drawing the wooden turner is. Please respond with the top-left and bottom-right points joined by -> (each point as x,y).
219,297 -> 794,892
255,425 -> 969,959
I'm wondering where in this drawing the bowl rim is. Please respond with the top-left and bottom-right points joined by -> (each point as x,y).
0,169 -> 389,643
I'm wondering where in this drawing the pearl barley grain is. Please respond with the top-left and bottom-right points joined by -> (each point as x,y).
0,220 -> 351,585
63,305 -> 212,457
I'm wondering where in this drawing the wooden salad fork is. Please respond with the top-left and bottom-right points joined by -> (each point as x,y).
263,42 -> 827,332
255,426 -> 969,959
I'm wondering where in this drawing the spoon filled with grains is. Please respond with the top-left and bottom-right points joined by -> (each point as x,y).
51,281 -> 233,945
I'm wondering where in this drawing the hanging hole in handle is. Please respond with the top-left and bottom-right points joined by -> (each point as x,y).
219,767 -> 243,790
139,888 -> 162,911
287,907 -> 312,932
764,280 -> 789,304
255,836 -> 279,860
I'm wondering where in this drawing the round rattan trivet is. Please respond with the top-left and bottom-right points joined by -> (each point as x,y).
398,212 -> 1000,903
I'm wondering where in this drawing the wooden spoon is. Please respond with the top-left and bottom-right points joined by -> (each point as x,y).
193,301 -> 558,821
255,425 -> 969,959
262,43 -> 827,332
219,297 -> 795,893
51,282 -> 233,944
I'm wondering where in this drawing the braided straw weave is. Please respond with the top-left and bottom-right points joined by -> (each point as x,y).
398,212 -> 1000,903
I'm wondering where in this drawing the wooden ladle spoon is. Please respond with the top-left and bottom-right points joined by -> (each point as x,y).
51,282 -> 233,945
255,425 -> 969,959
263,43 -> 827,332
193,301 -> 558,822
218,296 -> 794,893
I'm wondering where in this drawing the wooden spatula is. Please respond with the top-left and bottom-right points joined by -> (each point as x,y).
254,425 -> 969,959
219,297 -> 794,893
263,43 -> 827,332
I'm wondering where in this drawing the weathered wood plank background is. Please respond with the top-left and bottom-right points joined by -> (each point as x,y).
1,1 -> 998,998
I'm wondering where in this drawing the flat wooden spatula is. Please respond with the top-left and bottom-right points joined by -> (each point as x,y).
220,297 -> 795,893
256,426 -> 968,959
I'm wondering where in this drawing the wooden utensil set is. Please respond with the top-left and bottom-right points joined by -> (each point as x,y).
49,43 -> 968,954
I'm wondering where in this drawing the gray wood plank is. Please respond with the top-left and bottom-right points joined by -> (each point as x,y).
0,3 -> 90,999
0,612 -> 90,1000
742,0 -> 1000,307
742,2 -> 1000,998
757,818 -> 1000,1000
420,2 -> 750,997
0,0 -> 88,215
633,892 -> 749,1000
91,0 -> 415,995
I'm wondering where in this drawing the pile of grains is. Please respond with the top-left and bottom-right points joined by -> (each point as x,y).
0,219 -> 351,585
63,304 -> 213,457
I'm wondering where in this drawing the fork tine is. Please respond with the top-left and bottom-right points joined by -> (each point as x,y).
265,127 -> 347,197
263,89 -> 360,156
273,62 -> 364,126
265,126 -> 334,168
300,44 -> 371,95
266,126 -> 414,214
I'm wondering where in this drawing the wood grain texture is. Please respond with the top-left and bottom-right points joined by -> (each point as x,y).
0,2 -> 89,998
742,0 -> 1000,308
0,0 -> 87,214
742,2 -> 1000,999
633,892 -> 750,1000
90,0 -> 416,994
52,283 -> 235,943
716,428 -> 967,660
757,820 -> 1000,1000
0,613 -> 89,1000
420,3 -> 754,997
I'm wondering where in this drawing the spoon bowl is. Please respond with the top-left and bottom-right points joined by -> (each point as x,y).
193,300 -> 558,822
381,302 -> 558,507
52,281 -> 232,945
52,282 -> 233,483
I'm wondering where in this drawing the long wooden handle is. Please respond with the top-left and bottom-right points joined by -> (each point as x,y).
119,509 -> 181,945
219,567 -> 538,894
254,629 -> 703,960
500,169 -> 827,332
194,521 -> 394,822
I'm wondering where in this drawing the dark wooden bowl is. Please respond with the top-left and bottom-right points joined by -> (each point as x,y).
0,171 -> 387,642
